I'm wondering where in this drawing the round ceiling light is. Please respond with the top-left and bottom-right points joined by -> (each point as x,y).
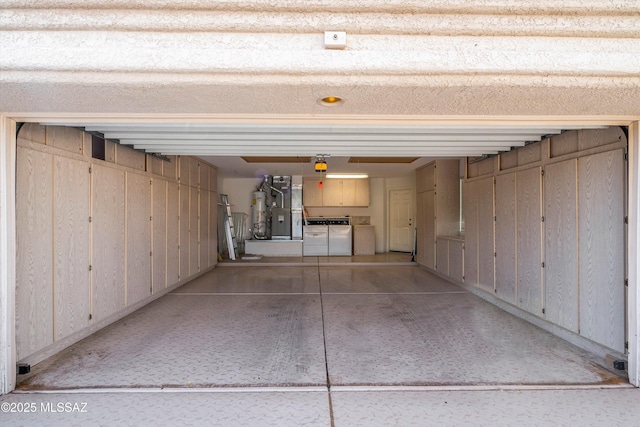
319,96 -> 343,106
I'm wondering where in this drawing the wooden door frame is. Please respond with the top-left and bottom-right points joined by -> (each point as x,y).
628,122 -> 640,387
0,116 -> 16,394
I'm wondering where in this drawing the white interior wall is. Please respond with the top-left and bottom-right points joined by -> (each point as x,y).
220,177 -> 263,241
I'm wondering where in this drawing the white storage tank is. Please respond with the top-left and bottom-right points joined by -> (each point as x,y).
251,190 -> 268,239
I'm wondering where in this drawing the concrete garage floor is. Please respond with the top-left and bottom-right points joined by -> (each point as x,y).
3,263 -> 639,426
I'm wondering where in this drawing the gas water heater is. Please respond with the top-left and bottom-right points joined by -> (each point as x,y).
251,190 -> 268,239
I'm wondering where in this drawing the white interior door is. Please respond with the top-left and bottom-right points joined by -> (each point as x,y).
389,188 -> 414,252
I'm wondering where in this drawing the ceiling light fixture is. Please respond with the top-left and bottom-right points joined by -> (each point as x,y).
326,173 -> 369,179
319,96 -> 343,107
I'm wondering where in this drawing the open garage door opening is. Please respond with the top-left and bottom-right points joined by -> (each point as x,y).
10,121 -> 633,391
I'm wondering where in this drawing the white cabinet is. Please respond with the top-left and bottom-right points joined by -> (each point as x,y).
577,149 -> 625,353
54,156 -> 91,340
341,179 -> 356,206
461,130 -> 626,354
303,178 -> 369,207
516,167 -> 543,315
15,124 -> 220,363
322,179 -> 343,206
303,178 -> 323,206
416,162 -> 435,193
16,148 -> 54,360
495,172 -> 516,303
461,175 -> 496,292
476,177 -> 495,293
354,179 -> 370,206
92,164 -> 126,320
415,159 -> 460,270
353,225 -> 375,255
416,190 -> 435,268
435,237 -> 464,283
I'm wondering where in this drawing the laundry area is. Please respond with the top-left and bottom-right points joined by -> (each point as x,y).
6,262 -> 637,426
225,173 -> 370,260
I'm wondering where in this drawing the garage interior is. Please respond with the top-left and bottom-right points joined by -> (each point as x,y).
5,121 -> 638,425
1,1 -> 640,425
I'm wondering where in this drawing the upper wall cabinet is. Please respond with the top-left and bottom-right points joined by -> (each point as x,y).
48,126 -> 85,155
178,156 -> 192,187
116,144 -> 146,171
303,178 -> 370,207
209,165 -> 218,193
416,163 -> 435,193
435,160 -> 462,236
200,162 -> 210,191
303,178 -> 323,206
163,155 -> 178,180
415,159 -> 460,227
321,179 -> 343,206
354,179 -> 370,206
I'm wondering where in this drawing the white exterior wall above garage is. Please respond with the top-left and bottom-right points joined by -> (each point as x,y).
1,0 -> 640,116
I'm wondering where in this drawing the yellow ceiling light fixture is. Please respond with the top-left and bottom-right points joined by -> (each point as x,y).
319,96 -> 343,107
